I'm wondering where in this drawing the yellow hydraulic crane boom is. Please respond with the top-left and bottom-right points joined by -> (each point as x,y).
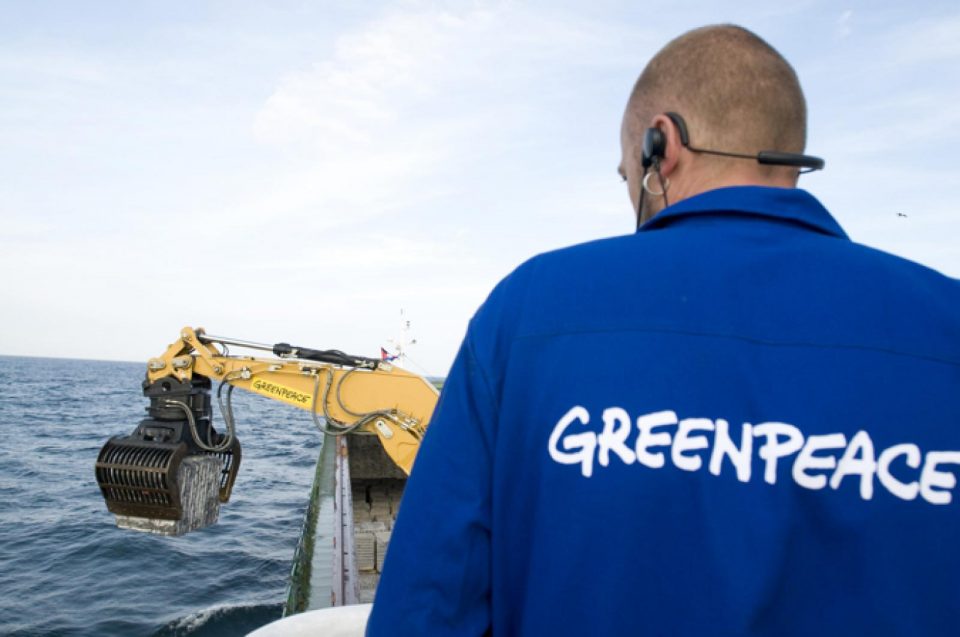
95,326 -> 438,535
149,326 -> 438,471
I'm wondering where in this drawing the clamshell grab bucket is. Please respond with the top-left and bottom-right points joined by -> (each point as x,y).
95,376 -> 242,533
95,437 -> 189,521
96,434 -> 241,517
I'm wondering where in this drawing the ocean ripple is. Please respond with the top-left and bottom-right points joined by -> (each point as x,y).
0,356 -> 320,636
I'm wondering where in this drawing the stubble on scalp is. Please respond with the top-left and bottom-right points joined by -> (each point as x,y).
625,25 -> 807,171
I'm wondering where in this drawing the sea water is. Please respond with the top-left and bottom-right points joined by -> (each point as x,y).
0,356 -> 323,636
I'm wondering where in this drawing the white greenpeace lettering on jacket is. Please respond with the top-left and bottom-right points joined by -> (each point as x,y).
547,406 -> 960,505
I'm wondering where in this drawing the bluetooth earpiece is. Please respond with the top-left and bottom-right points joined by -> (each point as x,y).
636,118 -> 675,231
641,126 -> 666,168
634,112 -> 824,231
641,113 -> 686,168
649,112 -> 824,171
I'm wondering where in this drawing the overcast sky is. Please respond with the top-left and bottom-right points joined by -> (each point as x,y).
2,0 -> 958,376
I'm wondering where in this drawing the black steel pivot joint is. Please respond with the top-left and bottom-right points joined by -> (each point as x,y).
140,376 -> 217,451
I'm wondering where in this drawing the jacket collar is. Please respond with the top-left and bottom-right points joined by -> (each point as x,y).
638,186 -> 849,240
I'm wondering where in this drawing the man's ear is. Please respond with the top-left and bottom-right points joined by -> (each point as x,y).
649,113 -> 684,178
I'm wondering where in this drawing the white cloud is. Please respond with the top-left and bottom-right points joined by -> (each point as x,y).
836,9 -> 854,39
0,51 -> 110,84
0,3 -> 632,373
889,13 -> 960,64
247,4 -> 627,231
252,10 -> 486,149
5,2 -> 959,373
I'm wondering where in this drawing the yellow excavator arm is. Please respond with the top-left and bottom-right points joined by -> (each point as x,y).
95,326 -> 438,535
150,326 -> 438,473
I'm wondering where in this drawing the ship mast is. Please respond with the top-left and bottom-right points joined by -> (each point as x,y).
385,308 -> 417,368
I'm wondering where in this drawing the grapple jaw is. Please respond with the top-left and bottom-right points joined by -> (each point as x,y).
94,376 -> 242,535
95,435 -> 189,521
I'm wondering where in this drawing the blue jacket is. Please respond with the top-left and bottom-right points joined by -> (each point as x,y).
367,186 -> 960,636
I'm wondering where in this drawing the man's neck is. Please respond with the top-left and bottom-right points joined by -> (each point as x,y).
671,171 -> 798,207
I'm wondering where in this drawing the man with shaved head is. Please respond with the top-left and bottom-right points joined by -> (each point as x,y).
370,25 -> 960,637
621,25 -> 809,224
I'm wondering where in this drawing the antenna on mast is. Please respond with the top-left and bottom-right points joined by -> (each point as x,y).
384,308 -> 417,367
